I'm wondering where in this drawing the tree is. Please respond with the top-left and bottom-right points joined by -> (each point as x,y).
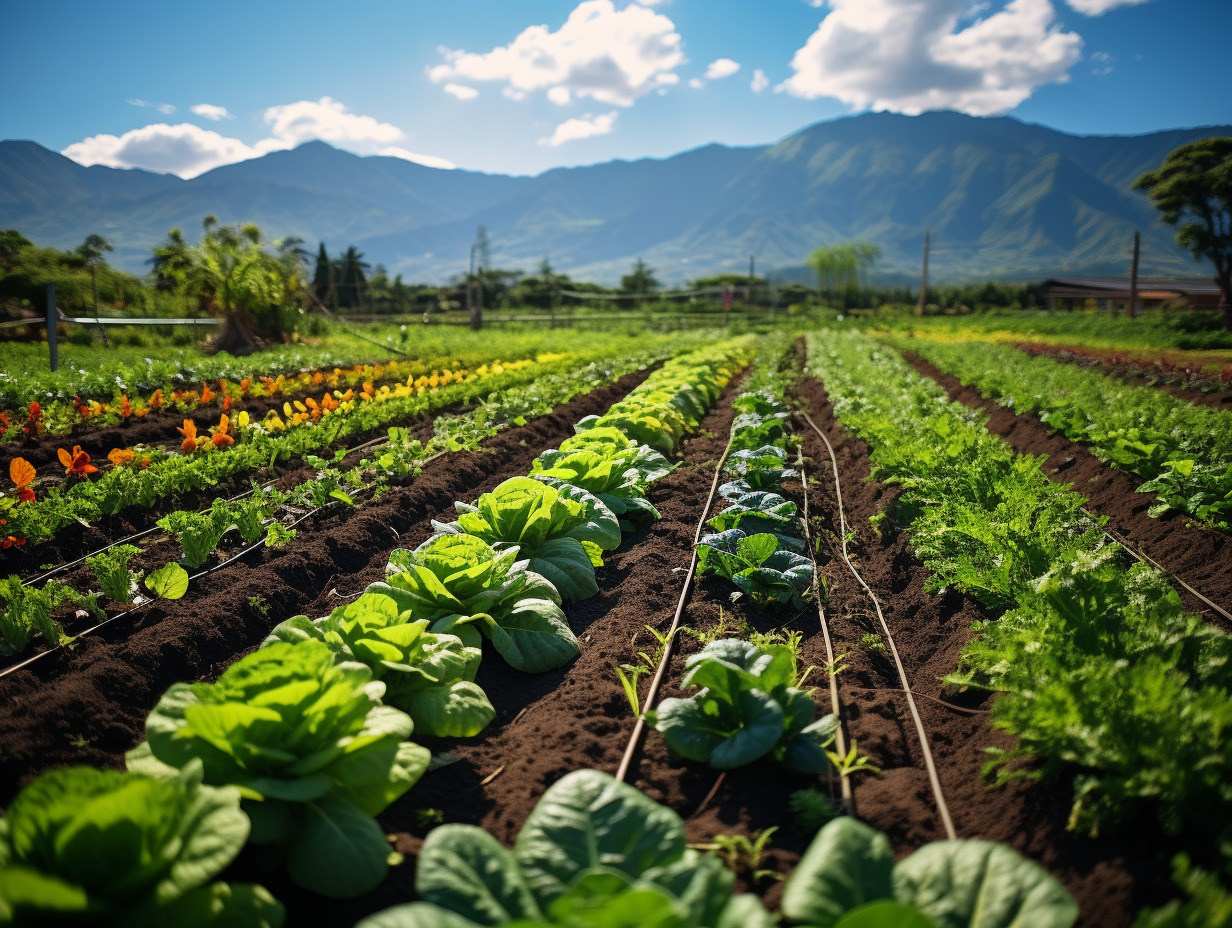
620,258 -> 659,296
335,246 -> 370,310
1133,138 -> 1232,329
75,234 -> 113,313
807,242 -> 880,307
312,243 -> 335,310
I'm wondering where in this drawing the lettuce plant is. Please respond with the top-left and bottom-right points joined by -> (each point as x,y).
126,639 -> 430,899
355,769 -> 772,928
723,445 -> 796,491
0,761 -> 284,927
709,487 -> 804,551
373,533 -> 579,673
85,543 -> 143,603
555,426 -> 675,483
434,476 -> 621,603
647,639 -> 837,773
264,590 -> 495,738
696,530 -> 814,608
780,816 -> 1077,928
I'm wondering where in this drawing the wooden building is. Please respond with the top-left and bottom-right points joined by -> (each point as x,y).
1043,277 -> 1221,313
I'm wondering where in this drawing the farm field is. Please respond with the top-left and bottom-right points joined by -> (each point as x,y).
1,321 -> 1229,928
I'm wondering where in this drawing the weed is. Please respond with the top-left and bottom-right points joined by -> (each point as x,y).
692,828 -> 782,885
860,632 -> 887,654
247,594 -> 270,619
787,788 -> 840,838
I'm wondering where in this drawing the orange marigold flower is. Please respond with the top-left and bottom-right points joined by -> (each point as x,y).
149,389 -> 164,409
223,395 -> 233,411
1,535 -> 24,549
57,445 -> 98,477
210,414 -> 235,448
178,419 -> 199,454
107,448 -> 135,467
10,457 -> 35,502
240,378 -> 251,393
120,395 -> 133,418
23,401 -> 42,436
0,410 -> 10,436
200,384 -> 215,405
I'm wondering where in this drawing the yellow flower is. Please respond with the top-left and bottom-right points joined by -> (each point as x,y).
237,410 -> 250,428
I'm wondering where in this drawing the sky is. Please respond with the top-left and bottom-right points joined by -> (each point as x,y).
2,0 -> 1230,180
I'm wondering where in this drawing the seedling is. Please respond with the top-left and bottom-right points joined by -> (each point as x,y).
787,788 -> 840,838
692,827 -> 782,885
827,740 -> 881,779
86,543 -> 143,603
861,632 -> 887,654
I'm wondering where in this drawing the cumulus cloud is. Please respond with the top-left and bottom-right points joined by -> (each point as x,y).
779,0 -> 1082,116
704,58 -> 741,80
750,69 -> 770,92
127,98 -> 175,114
539,111 -> 618,146
379,146 -> 457,170
1065,0 -> 1151,14
688,78 -> 705,90
428,0 -> 683,107
190,103 -> 232,121
443,83 -> 479,100
62,123 -> 269,178
63,96 -> 450,179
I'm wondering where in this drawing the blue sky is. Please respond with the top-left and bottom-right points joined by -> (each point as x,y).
2,0 -> 1229,179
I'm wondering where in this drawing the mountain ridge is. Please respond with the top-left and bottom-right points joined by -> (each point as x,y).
2,111 -> 1227,284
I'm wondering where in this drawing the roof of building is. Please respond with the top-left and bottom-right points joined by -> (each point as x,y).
1044,277 -> 1220,294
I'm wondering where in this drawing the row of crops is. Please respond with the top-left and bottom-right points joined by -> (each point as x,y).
1,325 -> 1230,926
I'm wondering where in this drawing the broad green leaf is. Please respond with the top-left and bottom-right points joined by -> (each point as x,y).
477,598 -> 579,673
892,840 -> 1078,928
417,825 -> 541,923
146,562 -> 190,600
836,901 -> 936,928
287,795 -> 392,898
515,769 -> 686,908
781,818 -> 896,927
355,903 -> 483,928
408,681 -> 496,738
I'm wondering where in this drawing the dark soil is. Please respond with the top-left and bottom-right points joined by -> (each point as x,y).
0,368 -> 652,804
792,377 -> 1165,928
902,352 -> 1232,634
1012,341 -> 1232,409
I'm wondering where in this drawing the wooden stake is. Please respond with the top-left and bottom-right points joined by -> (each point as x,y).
916,229 -> 930,316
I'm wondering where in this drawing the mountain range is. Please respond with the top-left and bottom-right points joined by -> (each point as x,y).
2,110 -> 1228,285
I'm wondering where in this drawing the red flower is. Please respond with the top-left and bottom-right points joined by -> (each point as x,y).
57,446 -> 98,477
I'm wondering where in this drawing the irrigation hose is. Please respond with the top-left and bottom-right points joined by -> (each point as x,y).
797,409 -> 958,842
1103,527 -> 1232,624
614,434 -> 735,784
797,458 -> 855,816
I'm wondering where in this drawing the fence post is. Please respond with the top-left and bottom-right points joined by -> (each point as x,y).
46,283 -> 58,372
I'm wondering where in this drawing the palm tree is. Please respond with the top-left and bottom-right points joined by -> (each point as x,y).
335,246 -> 370,310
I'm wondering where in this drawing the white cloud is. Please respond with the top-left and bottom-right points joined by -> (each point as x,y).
63,96 -> 451,179
62,123 -> 269,178
548,86 -> 572,105
688,78 -> 705,89
379,146 -> 457,170
190,103 -> 232,121
539,111 -> 618,146
127,98 -> 175,115
262,96 -> 403,147
779,0 -> 1082,116
429,0 -> 683,107
704,58 -> 741,80
443,83 -> 479,100
750,69 -> 770,92
1065,0 -> 1151,14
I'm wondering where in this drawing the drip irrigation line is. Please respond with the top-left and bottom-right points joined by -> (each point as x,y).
798,409 -> 958,842
842,685 -> 992,716
1103,527 -> 1232,624
797,458 -> 854,816
614,434 -> 735,785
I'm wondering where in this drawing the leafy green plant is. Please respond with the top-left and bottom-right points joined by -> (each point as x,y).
0,576 -> 78,656
787,788 -> 840,838
354,768 -> 773,928
723,445 -> 796,491
709,487 -> 804,550
696,530 -> 815,609
0,761 -> 285,927
374,533 -> 578,673
157,506 -> 233,569
144,561 -> 190,600
434,476 -> 621,602
85,543 -> 143,602
646,638 -> 838,773
530,443 -> 662,529
1133,856 -> 1232,928
614,663 -> 646,717
694,828 -> 782,886
860,633 -> 887,654
126,638 -> 430,898
265,590 -> 495,738
780,816 -> 1077,928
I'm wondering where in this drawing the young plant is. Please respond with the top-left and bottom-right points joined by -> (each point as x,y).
433,476 -> 621,602
780,817 -> 1077,928
127,638 -> 430,899
265,590 -> 495,738
646,638 -> 838,773
724,445 -> 796,491
709,487 -> 804,551
0,761 -> 285,927
696,529 -> 815,609
86,543 -> 143,603
0,576 -> 77,656
374,533 -> 578,673
694,828 -> 783,886
787,788 -> 840,839
156,506 -> 232,568
355,769 -> 774,928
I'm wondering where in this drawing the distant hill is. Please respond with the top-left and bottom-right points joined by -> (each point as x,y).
2,111 -> 1227,284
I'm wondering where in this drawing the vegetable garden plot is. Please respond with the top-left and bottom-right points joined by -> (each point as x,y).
900,350 -> 1232,633
0,367 -> 657,802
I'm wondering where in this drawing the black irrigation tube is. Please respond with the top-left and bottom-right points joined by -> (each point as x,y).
797,409 -> 958,841
614,433 -> 735,785
796,456 -> 855,816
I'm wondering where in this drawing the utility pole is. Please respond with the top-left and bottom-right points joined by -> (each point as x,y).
46,283 -> 58,372
916,229 -> 930,316
1128,230 -> 1140,318
748,254 -> 755,305
467,243 -> 483,331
